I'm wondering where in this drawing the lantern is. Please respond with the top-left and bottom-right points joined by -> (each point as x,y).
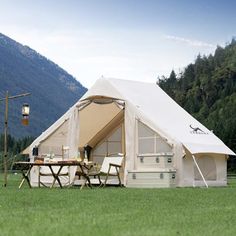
22,103 -> 30,126
22,103 -> 30,116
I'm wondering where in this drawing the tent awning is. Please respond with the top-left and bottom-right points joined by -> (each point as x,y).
184,142 -> 235,155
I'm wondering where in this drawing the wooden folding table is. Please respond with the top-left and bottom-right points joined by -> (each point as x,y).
14,161 -> 94,189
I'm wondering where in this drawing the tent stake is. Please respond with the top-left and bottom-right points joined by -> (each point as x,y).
192,155 -> 208,188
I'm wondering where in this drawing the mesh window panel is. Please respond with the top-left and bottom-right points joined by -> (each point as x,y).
156,138 -> 172,153
93,142 -> 107,155
138,138 -> 155,154
92,126 -> 122,158
39,145 -> 62,156
194,156 -> 216,180
138,122 -> 155,137
108,142 -> 122,154
108,127 -> 122,142
138,121 -> 172,154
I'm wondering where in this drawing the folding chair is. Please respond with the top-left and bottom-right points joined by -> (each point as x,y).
92,155 -> 124,187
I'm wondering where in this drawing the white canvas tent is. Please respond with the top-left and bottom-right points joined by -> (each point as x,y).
28,77 -> 235,188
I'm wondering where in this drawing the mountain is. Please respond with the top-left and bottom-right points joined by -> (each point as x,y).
158,39 -> 236,153
0,33 -> 87,138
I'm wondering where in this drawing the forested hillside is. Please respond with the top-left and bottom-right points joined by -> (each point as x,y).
158,39 -> 236,153
0,33 -> 87,138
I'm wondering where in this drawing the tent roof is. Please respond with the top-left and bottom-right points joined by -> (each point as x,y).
81,77 -> 235,156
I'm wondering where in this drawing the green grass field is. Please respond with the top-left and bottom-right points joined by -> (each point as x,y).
1,174 -> 236,236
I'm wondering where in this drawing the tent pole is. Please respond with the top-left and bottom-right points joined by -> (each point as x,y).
192,155 -> 208,188
77,101 -> 91,111
121,123 -> 126,156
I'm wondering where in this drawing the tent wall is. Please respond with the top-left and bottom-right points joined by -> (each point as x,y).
37,119 -> 69,156
171,142 -> 185,187
30,116 -> 77,187
181,150 -> 194,186
125,101 -> 181,187
123,101 -> 137,185
181,150 -> 227,187
194,156 -> 216,180
194,153 -> 227,186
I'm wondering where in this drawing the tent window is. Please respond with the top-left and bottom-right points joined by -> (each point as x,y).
108,128 -> 121,142
92,126 -> 122,164
138,122 -> 155,137
155,138 -> 172,153
38,119 -> 69,156
194,156 -> 216,181
138,138 -> 155,154
93,142 -> 107,156
108,142 -> 122,154
138,121 -> 172,154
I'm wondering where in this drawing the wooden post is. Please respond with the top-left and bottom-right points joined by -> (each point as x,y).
0,91 -> 31,187
3,91 -> 9,187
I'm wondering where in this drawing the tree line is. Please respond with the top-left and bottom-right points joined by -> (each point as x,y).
158,39 -> 236,170
0,134 -> 34,171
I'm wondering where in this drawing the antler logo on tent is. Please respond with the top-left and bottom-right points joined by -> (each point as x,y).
190,125 -> 208,134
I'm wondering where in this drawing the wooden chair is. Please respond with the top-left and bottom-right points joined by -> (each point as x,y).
91,155 -> 124,187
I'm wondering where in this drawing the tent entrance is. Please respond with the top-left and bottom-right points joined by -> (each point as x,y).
92,122 -> 124,164
78,99 -> 125,164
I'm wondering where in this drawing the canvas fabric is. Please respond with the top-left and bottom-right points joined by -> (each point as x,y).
28,77 -> 235,187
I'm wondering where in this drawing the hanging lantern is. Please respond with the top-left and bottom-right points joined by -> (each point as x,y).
22,103 -> 30,126
22,103 -> 30,116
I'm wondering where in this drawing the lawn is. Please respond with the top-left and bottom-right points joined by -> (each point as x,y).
0,174 -> 236,236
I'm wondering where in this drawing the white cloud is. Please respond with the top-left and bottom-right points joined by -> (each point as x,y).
165,35 -> 215,48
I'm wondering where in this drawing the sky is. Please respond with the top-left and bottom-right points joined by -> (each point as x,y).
0,0 -> 236,88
